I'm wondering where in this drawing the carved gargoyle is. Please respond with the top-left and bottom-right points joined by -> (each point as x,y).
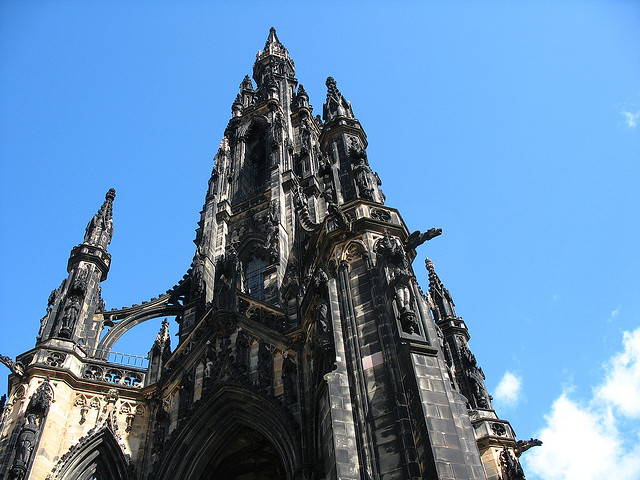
516,438 -> 543,455
0,355 -> 24,378
405,228 -> 442,250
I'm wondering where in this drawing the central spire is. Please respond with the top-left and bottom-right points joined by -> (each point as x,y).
259,27 -> 291,60
253,27 -> 295,88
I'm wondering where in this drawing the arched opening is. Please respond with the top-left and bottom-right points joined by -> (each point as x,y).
155,386 -> 300,480
234,117 -> 269,204
50,427 -> 130,480
200,426 -> 286,480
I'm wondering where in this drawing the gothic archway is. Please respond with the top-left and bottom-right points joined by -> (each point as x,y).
156,385 -> 300,479
47,426 -> 131,480
200,426 -> 286,479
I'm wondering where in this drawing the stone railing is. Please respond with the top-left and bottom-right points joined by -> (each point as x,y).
82,354 -> 146,388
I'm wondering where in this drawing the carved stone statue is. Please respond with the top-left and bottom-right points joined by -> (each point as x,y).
458,337 -> 492,409
235,330 -> 250,373
257,342 -> 272,389
59,295 -> 82,338
14,414 -> 38,465
281,352 -> 297,405
213,246 -> 238,310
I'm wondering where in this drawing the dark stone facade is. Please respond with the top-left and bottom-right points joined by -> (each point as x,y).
0,29 -> 536,480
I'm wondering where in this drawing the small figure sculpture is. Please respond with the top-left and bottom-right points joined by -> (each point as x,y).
59,295 -> 81,338
16,414 -> 38,461
10,413 -> 39,479
281,352 -> 298,405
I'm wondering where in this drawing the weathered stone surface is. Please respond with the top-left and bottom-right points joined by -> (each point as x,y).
0,28 -> 532,480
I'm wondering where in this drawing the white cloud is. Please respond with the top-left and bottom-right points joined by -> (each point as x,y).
494,371 -> 522,408
621,109 -> 639,129
596,328 -> 640,418
524,327 -> 640,480
608,308 -> 620,322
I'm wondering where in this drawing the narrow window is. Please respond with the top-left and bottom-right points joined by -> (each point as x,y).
245,257 -> 267,300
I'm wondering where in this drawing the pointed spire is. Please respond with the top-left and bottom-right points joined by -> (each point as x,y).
260,27 -> 290,59
323,77 -> 355,121
425,258 -> 457,321
241,75 -> 254,92
253,28 -> 295,88
153,319 -> 171,352
232,93 -> 243,117
83,188 -> 116,248
294,84 -> 310,111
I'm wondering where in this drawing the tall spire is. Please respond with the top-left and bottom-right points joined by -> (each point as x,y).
83,188 -> 116,249
253,27 -> 295,89
425,257 -> 457,321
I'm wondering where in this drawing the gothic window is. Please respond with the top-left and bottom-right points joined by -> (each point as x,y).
244,257 -> 267,300
236,124 -> 268,203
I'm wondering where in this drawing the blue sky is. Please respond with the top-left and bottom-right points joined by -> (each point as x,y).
1,2 -> 639,478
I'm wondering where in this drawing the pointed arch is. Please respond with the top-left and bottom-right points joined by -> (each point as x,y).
156,385 -> 301,479
48,427 -> 131,480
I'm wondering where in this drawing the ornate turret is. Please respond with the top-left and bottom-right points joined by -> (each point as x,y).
36,189 -> 116,346
319,76 -> 384,204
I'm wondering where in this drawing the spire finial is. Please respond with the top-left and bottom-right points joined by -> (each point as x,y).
425,257 -> 435,273
323,76 -> 354,121
83,188 -> 116,246
260,27 -> 289,59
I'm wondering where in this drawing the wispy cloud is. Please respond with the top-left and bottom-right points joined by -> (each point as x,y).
494,371 -> 522,408
608,308 -> 621,322
621,109 -> 640,129
524,328 -> 640,480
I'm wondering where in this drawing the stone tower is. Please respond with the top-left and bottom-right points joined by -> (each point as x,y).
0,29 -> 537,480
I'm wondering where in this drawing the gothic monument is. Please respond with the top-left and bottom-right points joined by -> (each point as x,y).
0,29 -> 537,480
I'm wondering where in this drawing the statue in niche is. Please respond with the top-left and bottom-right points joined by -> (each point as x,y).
235,330 -> 250,373
265,202 -> 279,261
213,246 -> 238,310
12,413 -> 38,473
190,253 -> 206,300
349,137 -> 375,201
281,352 -> 297,405
152,400 -> 170,454
178,372 -> 194,415
378,231 -> 419,335
315,298 -> 336,375
458,336 -> 492,409
72,267 -> 88,293
257,343 -> 272,389
59,295 -> 81,338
